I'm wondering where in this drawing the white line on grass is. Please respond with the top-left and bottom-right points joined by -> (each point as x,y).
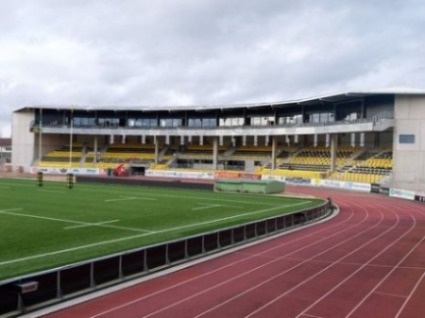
154,193 -> 279,206
64,220 -> 120,230
0,209 -> 153,234
192,203 -> 243,211
163,201 -> 312,233
0,232 -> 154,267
0,201 -> 312,267
0,208 -> 23,213
192,204 -> 221,211
105,196 -> 157,202
72,186 -> 279,207
0,181 -> 293,207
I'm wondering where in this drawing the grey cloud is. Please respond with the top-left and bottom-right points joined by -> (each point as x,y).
1,0 -> 425,136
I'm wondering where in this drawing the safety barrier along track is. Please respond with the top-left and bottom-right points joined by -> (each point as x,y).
0,184 -> 330,318
39,186 -> 425,318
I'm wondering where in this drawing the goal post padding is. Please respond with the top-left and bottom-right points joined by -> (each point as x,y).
214,179 -> 285,194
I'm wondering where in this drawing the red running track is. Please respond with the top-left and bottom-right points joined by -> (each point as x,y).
41,186 -> 425,318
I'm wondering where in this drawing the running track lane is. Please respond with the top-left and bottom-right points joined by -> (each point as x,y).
42,187 -> 425,318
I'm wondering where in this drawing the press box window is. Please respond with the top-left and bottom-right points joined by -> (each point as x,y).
399,134 -> 415,144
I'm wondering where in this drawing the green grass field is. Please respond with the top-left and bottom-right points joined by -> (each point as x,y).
0,178 -> 324,280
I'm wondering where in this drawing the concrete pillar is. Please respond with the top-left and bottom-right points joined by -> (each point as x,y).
330,134 -> 337,172
271,136 -> 277,170
93,137 -> 98,164
154,136 -> 159,164
213,137 -> 218,170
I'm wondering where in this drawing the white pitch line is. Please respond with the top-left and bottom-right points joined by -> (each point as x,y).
192,204 -> 221,211
193,202 -> 243,211
0,208 -> 23,213
0,232 -> 154,267
105,196 -> 157,202
162,202 -> 312,233
0,201 -> 312,267
65,220 -> 120,230
76,186 -> 278,206
0,208 -> 153,234
160,193 -> 279,206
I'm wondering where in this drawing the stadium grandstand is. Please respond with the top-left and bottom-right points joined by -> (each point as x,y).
9,90 -> 425,192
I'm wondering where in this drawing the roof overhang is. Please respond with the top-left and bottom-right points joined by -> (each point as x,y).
12,89 -> 425,114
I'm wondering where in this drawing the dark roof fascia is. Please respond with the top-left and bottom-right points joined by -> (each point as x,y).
12,90 -> 424,114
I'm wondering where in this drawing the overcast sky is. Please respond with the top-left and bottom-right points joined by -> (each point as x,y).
1,0 -> 425,137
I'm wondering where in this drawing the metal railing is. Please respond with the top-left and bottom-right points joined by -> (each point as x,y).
30,112 -> 395,132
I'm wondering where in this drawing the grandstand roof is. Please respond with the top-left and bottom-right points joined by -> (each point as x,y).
13,89 -> 425,113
